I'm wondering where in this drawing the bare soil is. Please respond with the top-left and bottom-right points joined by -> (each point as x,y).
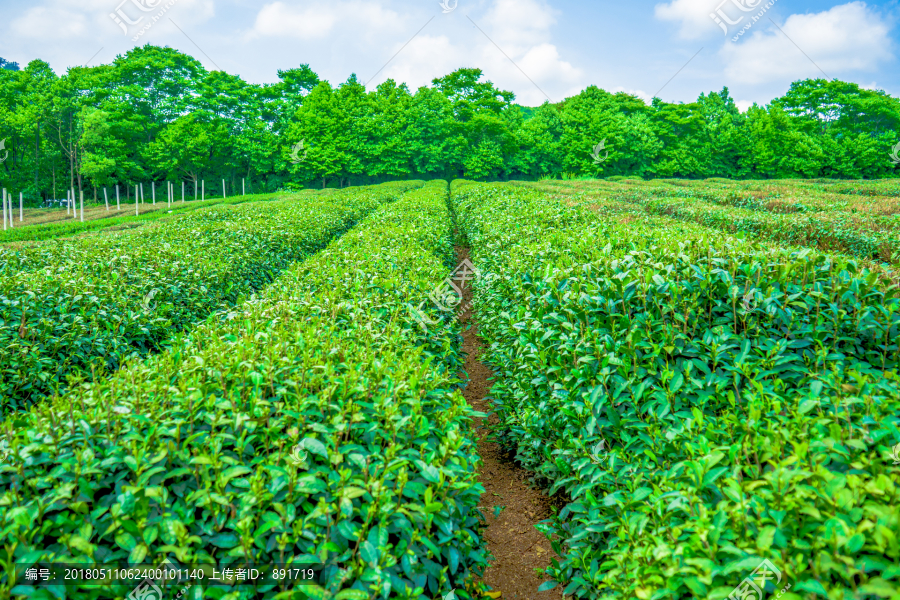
456,245 -> 565,600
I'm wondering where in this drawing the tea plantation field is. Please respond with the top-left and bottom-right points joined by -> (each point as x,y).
1,179 -> 899,600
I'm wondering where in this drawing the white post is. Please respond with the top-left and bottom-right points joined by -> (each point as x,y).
222,179 -> 226,200
67,189 -> 71,215
104,187 -> 109,210
20,191 -> 23,222
136,185 -> 139,216
8,192 -> 12,229
80,191 -> 84,222
140,183 -> 144,204
202,180 -> 205,201
116,185 -> 120,210
152,182 -> 156,205
182,181 -> 185,203
2,189 -> 7,231
242,178 -> 245,196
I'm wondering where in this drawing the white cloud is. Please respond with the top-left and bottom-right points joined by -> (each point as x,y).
8,0 -> 214,43
247,1 -> 403,41
655,0 -> 735,40
735,99 -> 754,112
369,0 -> 583,105
482,0 -> 558,50
721,2 -> 893,84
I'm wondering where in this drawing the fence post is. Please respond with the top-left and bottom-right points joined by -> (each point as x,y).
202,180 -> 205,201
140,183 -> 144,204
104,187 -> 110,210
182,181 -> 185,203
2,189 -> 6,231
80,191 -> 84,222
243,178 -> 245,196
222,179 -> 226,200
136,185 -> 139,216
116,185 -> 120,210
152,182 -> 156,205
20,191 -> 23,222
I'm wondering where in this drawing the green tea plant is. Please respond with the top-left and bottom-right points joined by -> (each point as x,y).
521,179 -> 900,264
0,192 -> 292,245
0,181 -> 486,600
0,183 -> 419,411
452,180 -> 900,600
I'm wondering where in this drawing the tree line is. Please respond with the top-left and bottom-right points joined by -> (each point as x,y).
1,45 -> 898,204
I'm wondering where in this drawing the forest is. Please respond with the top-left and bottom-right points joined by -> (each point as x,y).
1,44 -> 899,204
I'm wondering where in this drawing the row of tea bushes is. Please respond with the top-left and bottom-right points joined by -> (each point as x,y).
452,180 -> 900,599
616,190 -> 900,263
524,180 -> 900,264
0,183 -> 419,411
0,191 -> 288,245
0,180 -> 486,600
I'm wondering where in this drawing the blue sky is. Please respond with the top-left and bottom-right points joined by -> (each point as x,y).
1,0 -> 897,108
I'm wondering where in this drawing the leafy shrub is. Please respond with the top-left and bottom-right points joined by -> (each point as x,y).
0,181 -> 486,600
0,192 -> 285,244
451,180 -> 900,600
0,183 -> 418,411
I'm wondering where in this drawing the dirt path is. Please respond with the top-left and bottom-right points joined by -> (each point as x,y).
456,245 -> 564,600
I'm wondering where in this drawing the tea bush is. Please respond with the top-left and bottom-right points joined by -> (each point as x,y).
0,183 -> 418,411
0,192 -> 285,245
0,181 -> 486,600
452,180 -> 900,600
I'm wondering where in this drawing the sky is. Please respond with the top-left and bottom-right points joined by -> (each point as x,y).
0,0 -> 898,109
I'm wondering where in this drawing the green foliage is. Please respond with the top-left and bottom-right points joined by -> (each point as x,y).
2,46 -> 898,204
0,192 -> 283,244
0,180 -> 485,600
0,185 -> 416,410
528,178 -> 900,265
451,181 -> 900,599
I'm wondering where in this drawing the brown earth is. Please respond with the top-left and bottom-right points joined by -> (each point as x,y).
456,245 -> 565,600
